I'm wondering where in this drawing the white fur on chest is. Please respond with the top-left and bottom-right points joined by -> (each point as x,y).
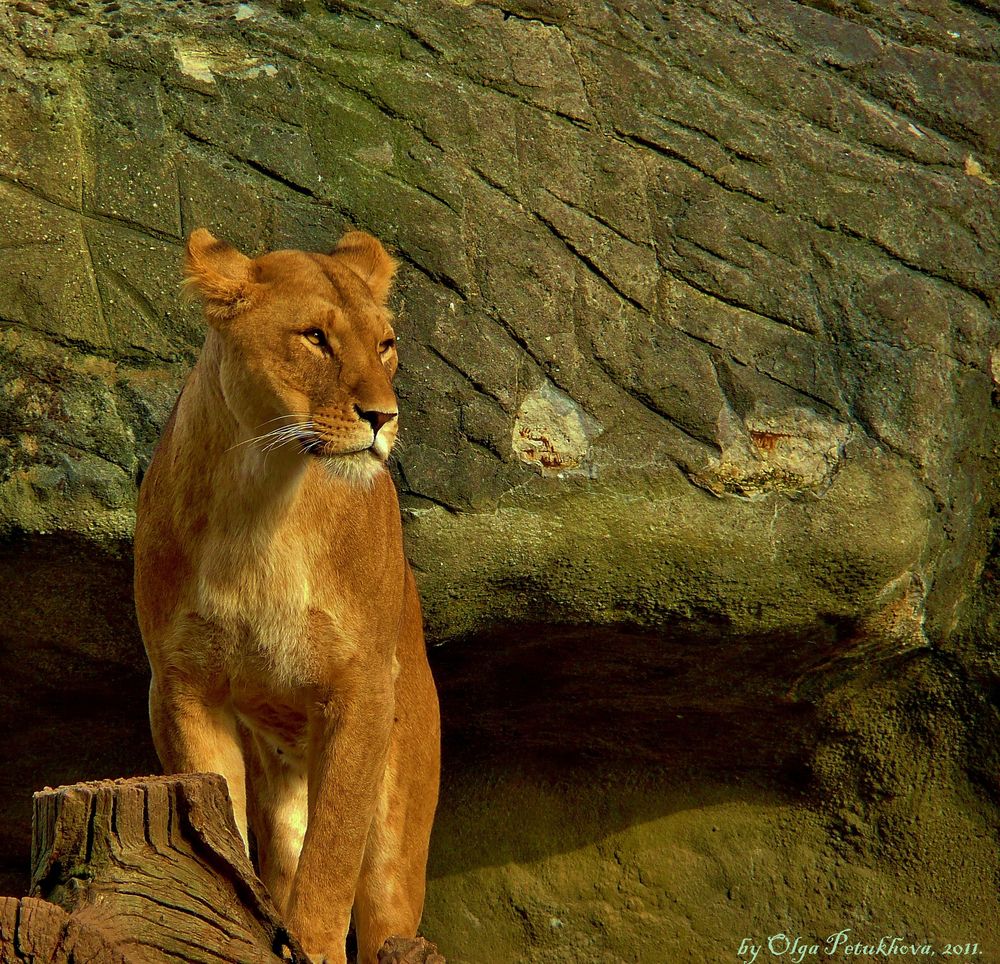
196,525 -> 316,686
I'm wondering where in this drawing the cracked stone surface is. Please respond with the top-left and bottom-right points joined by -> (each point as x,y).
0,0 -> 995,640
0,1 -> 998,961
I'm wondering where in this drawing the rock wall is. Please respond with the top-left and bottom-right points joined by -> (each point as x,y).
1,0 -> 998,960
3,0 -> 998,637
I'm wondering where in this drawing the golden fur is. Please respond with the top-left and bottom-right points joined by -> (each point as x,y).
134,228 -> 440,964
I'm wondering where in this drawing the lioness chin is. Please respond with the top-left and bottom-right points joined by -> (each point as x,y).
134,228 -> 440,964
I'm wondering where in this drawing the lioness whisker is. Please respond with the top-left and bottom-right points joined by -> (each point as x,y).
259,422 -> 317,455
224,414 -> 315,454
229,430 -> 298,454
253,413 -> 314,430
259,412 -> 312,424
260,433 -> 300,454
230,427 -> 292,457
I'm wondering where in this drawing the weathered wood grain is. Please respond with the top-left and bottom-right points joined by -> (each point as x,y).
0,895 -> 130,963
23,775 -> 445,963
30,774 -> 305,963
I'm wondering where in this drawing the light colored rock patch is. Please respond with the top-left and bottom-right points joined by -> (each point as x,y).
512,380 -> 602,478
856,570 -> 930,651
693,407 -> 850,497
173,41 -> 275,88
173,46 -> 217,86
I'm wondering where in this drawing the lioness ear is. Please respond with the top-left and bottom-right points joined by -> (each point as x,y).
183,228 -> 256,325
332,230 -> 398,304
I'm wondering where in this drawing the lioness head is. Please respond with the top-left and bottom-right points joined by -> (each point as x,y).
184,228 -> 401,486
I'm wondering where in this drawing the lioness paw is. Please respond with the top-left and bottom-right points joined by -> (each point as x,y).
377,936 -> 446,964
304,952 -> 345,964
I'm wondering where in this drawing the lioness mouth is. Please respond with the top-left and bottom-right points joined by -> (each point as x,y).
314,446 -> 387,486
309,445 -> 380,460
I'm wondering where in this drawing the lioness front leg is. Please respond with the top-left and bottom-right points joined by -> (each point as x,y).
149,672 -> 249,849
354,576 -> 440,964
246,733 -> 309,916
286,680 -> 394,963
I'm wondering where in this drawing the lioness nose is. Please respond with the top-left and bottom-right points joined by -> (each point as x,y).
356,406 -> 397,435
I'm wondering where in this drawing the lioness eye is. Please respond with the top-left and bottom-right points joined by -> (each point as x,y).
379,338 -> 396,355
304,329 -> 326,347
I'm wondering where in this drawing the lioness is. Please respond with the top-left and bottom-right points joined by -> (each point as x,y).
134,228 -> 440,964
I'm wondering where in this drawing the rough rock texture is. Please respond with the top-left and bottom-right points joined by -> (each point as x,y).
0,0 -> 998,961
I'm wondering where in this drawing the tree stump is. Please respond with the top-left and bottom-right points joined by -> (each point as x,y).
22,774 -> 445,964
0,895 -> 130,963
30,774 -> 305,963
